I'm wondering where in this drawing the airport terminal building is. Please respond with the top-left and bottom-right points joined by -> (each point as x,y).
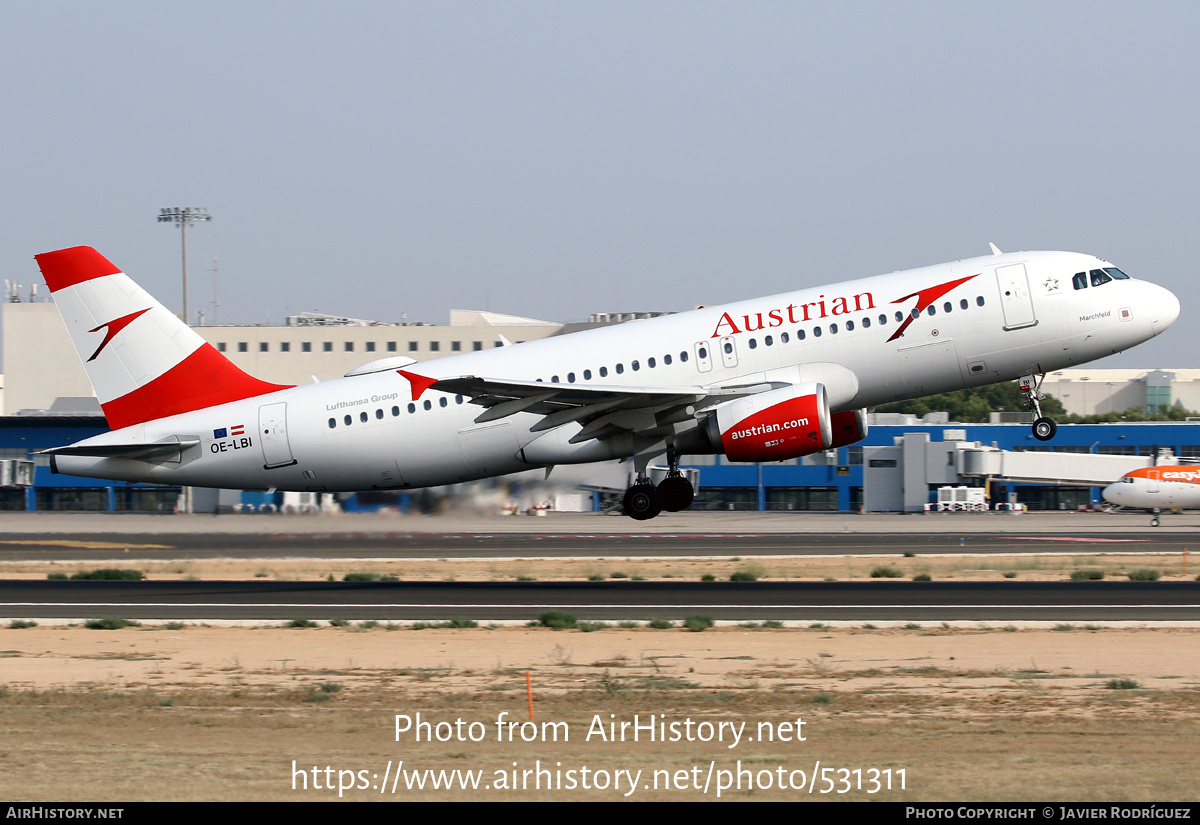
1,295 -> 1196,514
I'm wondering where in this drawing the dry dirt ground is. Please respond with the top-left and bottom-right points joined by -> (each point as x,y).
1,621 -> 1198,801
2,536 -> 1198,802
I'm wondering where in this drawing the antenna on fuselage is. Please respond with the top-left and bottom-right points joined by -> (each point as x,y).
989,243 -> 1003,255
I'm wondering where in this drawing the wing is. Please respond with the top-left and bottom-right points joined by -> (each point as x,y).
403,370 -> 779,445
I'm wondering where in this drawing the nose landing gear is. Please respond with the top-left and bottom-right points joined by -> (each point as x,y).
1019,373 -> 1057,441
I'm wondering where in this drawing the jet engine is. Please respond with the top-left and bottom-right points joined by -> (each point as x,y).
703,383 -> 832,462
828,408 -> 868,449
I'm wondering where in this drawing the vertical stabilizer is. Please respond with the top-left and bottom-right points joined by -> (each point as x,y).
35,246 -> 292,429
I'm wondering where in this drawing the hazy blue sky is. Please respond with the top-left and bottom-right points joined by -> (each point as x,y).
2,1 -> 1196,367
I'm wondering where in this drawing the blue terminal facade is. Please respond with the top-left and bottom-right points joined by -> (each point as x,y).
6,415 -> 1199,512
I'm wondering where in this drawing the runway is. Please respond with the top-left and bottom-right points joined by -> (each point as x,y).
2,512 -> 1196,622
5,580 -> 1199,623
0,530 -> 1188,561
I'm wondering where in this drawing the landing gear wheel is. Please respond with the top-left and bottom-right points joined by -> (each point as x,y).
658,475 -> 695,512
1151,517 -> 1161,528
623,483 -> 662,521
1032,417 -> 1057,441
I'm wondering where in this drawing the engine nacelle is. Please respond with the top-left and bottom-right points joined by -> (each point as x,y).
706,383 -> 832,462
828,408 -> 868,449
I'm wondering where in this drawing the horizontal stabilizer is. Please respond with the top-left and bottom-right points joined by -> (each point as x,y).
39,440 -> 200,460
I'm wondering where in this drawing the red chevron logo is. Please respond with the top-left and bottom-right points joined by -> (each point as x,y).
87,308 -> 152,362
886,274 -> 979,342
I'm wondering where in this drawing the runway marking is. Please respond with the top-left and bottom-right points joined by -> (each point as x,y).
0,540 -> 171,549
1011,537 -> 1148,543
9,602 -> 1200,610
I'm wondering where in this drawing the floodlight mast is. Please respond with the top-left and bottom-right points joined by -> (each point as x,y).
157,207 -> 212,323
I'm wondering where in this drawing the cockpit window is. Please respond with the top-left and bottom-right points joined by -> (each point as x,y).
1072,272 -> 1088,290
1090,269 -> 1112,287
1103,267 -> 1130,280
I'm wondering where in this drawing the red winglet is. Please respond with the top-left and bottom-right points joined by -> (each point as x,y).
398,369 -> 438,400
35,247 -> 121,293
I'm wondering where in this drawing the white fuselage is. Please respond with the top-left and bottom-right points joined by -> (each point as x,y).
53,250 -> 1179,492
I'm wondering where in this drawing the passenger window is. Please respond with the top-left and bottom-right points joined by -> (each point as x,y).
829,323 -> 838,334
392,406 -> 400,416
879,314 -> 887,325
1090,269 -> 1112,286
976,296 -> 985,306
599,366 -> 608,377
439,397 -> 447,407
407,403 -> 416,413
927,305 -> 936,317
764,335 -> 773,345
723,342 -> 733,354
680,351 -> 689,362
845,321 -> 854,331
896,311 -> 905,322
663,354 -> 672,365
797,329 -> 806,340
328,418 -> 336,429
631,360 -> 640,371
813,326 -> 822,338
1073,272 -> 1088,290
943,302 -> 952,313
960,298 -> 968,309
344,415 -> 352,426
648,357 -> 656,368
780,332 -> 789,343
567,372 -> 575,383
748,339 -> 757,349
862,317 -> 870,328
375,409 -> 383,419
910,308 -> 920,319
616,363 -> 624,374
583,370 -> 591,380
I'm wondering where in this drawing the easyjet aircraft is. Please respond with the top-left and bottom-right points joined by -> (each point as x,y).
1103,466 -> 1200,526
37,245 -> 1178,519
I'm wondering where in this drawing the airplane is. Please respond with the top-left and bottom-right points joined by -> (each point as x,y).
1102,466 -> 1200,526
35,245 -> 1179,520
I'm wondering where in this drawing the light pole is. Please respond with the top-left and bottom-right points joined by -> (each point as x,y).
157,207 -> 212,323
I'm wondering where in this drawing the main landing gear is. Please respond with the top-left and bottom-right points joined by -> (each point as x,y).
622,451 -> 695,521
1019,373 -> 1057,442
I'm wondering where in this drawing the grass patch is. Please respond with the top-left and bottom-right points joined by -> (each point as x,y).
587,574 -> 604,581
1106,678 -> 1140,690
683,615 -> 714,632
9,620 -> 36,629
536,611 -> 577,630
1070,569 -> 1105,581
870,566 -> 903,578
327,618 -> 350,627
84,618 -> 140,630
730,571 -> 758,582
66,569 -> 145,581
700,574 -> 716,582
286,619 -> 318,628
647,618 -> 674,629
912,574 -> 932,582
1128,569 -> 1161,582
578,621 -> 611,633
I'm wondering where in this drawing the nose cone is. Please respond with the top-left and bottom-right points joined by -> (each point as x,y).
1101,483 -> 1120,505
1149,283 -> 1181,336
